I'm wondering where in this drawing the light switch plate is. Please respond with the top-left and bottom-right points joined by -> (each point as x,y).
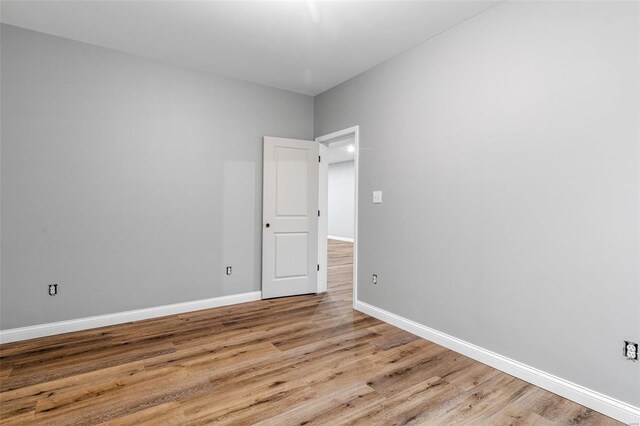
372,191 -> 383,204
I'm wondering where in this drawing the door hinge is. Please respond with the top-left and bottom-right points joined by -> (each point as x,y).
317,264 -> 320,271
319,155 -> 321,163
318,210 -> 320,217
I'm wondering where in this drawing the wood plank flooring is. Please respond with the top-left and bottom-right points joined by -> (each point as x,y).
0,239 -> 620,425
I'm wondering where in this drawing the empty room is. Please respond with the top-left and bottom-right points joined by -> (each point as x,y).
0,0 -> 639,424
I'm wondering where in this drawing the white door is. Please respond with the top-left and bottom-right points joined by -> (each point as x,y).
262,137 -> 319,299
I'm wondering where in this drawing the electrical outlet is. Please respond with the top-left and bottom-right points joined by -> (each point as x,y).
48,284 -> 58,296
372,274 -> 378,285
226,266 -> 232,276
624,341 -> 638,361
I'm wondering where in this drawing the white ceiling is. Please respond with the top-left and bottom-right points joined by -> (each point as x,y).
0,1 -> 499,96
327,137 -> 355,164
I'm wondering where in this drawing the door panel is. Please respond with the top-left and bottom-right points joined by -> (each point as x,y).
262,137 -> 319,299
275,233 -> 309,278
275,148 -> 309,216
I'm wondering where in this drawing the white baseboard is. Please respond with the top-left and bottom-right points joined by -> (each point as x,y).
355,300 -> 640,425
0,291 -> 262,344
328,235 -> 354,243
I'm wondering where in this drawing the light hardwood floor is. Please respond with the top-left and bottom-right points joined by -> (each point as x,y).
0,239 -> 620,425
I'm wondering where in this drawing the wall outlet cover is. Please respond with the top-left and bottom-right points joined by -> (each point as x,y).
624,341 -> 638,361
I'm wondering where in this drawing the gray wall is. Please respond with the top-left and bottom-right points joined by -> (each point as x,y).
328,161 -> 354,240
315,1 -> 640,407
0,24 -> 314,329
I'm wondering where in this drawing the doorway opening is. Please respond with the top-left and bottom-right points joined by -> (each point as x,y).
316,126 -> 359,308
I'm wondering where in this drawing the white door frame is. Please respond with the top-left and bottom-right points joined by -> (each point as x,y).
315,126 -> 359,308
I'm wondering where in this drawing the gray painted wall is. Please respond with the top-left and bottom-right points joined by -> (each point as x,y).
315,1 -> 640,407
0,24 -> 314,329
328,161 -> 355,240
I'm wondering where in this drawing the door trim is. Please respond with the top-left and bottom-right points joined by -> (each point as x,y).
315,126 -> 359,308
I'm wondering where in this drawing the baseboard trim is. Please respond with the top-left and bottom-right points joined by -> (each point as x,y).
328,235 -> 354,243
354,300 -> 640,424
0,291 -> 262,344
